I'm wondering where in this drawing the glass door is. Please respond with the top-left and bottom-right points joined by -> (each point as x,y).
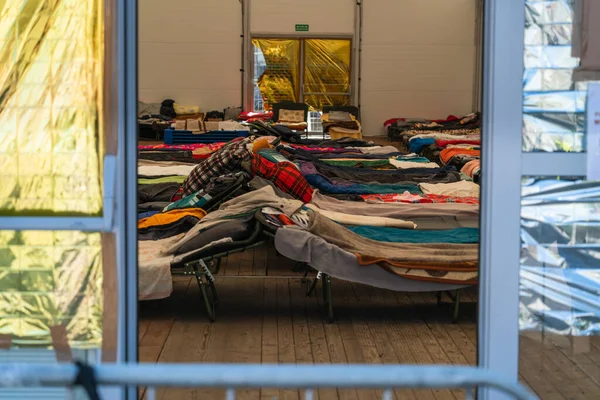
517,0 -> 600,398
302,38 -> 352,109
481,0 -> 600,398
251,37 -> 352,134
0,0 -> 138,397
252,38 -> 301,111
303,39 -> 352,133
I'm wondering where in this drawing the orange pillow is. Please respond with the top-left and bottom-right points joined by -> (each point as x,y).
252,137 -> 274,154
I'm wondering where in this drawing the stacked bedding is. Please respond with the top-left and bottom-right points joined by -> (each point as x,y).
385,113 -> 482,182
137,126 -> 481,300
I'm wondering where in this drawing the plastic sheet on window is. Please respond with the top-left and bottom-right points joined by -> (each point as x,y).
303,39 -> 351,110
0,231 -> 103,348
252,39 -> 300,111
0,0 -> 104,215
519,179 -> 600,335
523,1 -> 586,153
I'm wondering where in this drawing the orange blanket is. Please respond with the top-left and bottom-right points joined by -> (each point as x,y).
138,208 -> 207,230
440,148 -> 480,164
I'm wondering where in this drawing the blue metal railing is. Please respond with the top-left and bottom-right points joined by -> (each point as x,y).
0,363 -> 537,400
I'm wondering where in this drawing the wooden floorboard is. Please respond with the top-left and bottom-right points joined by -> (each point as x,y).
304,279 -> 341,400
261,279 -> 279,400
333,281 -> 378,400
253,244 -> 269,276
519,333 -> 570,400
352,283 -> 418,400
408,292 -> 470,399
276,279 -> 300,400
139,245 -> 600,400
394,292 -> 456,400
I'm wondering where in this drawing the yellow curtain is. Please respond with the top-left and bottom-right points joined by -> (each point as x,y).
252,39 -> 300,110
0,0 -> 105,349
0,231 -> 103,348
304,39 -> 351,110
0,0 -> 104,216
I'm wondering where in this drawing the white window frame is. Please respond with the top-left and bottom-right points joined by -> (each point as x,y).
4,0 -> 587,398
0,0 -> 138,398
479,1 -> 587,399
0,156 -> 116,232
477,0 -> 524,397
82,1 -> 592,400
121,0 -> 140,399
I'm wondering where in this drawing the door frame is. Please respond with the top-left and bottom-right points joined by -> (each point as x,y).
477,0 -> 524,397
246,35 -> 354,112
121,0 -> 591,399
478,0 -> 588,399
120,0 -> 139,399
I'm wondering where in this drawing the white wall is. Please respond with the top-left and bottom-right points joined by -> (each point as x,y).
360,0 -> 478,136
138,0 -> 478,135
251,0 -> 355,35
138,0 -> 242,111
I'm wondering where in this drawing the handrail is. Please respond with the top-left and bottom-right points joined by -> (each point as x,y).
0,363 -> 537,400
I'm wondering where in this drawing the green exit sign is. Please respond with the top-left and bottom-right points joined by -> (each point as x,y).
295,24 -> 309,32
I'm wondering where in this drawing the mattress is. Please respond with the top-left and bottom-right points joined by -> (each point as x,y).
138,220 -> 259,301
274,228 -> 468,292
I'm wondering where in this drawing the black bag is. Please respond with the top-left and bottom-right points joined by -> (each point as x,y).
160,99 -> 176,118
206,110 -> 225,120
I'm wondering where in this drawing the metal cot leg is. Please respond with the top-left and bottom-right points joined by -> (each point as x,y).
195,260 -> 219,322
436,289 -> 462,323
322,274 -> 334,323
452,289 -> 461,324
306,271 -> 322,297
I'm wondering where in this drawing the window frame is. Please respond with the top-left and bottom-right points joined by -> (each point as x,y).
0,0 -> 137,397
478,0 -> 588,399
124,0 -> 590,399
246,34 -> 355,112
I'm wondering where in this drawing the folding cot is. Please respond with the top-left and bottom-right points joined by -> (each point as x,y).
256,208 -> 477,324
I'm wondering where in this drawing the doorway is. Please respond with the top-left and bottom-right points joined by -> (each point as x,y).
251,38 -> 352,133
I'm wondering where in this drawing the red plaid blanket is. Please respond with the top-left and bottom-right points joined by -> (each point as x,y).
252,154 -> 314,203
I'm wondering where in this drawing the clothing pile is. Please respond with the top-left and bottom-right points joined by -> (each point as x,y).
385,113 -> 482,182
137,129 -> 481,301
321,111 -> 362,139
138,142 -> 226,163
274,108 -> 308,131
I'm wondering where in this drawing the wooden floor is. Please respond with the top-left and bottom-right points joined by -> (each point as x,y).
138,244 -> 600,400
138,136 -> 600,399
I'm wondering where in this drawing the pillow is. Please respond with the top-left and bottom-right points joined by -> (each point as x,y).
328,111 -> 353,122
278,109 -> 304,123
252,137 -> 274,154
174,103 -> 200,115
174,120 -> 186,130
138,101 -> 161,117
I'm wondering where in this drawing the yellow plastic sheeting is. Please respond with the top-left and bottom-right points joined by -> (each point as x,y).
0,231 -> 103,348
306,94 -> 351,110
0,0 -> 104,216
253,39 -> 300,110
304,39 -> 351,110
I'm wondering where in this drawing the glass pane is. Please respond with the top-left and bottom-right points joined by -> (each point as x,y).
0,230 -> 103,347
0,0 -> 104,216
522,0 -> 588,153
252,39 -> 300,111
306,110 -> 323,133
304,39 -> 351,110
519,178 -> 600,396
303,94 -> 351,112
